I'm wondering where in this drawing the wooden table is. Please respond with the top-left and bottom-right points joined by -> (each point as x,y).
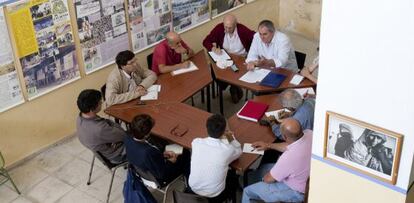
106,102 -> 210,149
210,53 -> 315,114
228,94 -> 283,172
106,50 -> 213,111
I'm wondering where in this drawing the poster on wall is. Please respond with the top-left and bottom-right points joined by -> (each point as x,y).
74,0 -> 129,74
0,6 -> 24,112
128,0 -> 172,53
7,0 -> 80,100
211,0 -> 245,17
172,0 -> 209,33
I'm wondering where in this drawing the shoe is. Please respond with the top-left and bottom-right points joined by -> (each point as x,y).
230,86 -> 241,103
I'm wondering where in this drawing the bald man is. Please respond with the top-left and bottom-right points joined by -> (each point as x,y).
151,32 -> 194,75
242,118 -> 312,203
203,14 -> 255,103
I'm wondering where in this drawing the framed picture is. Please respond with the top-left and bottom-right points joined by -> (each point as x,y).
324,111 -> 403,185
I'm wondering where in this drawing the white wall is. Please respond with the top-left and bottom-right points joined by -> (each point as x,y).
312,0 -> 414,193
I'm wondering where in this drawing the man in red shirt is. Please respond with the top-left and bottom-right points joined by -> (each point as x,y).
151,32 -> 194,75
203,14 -> 255,103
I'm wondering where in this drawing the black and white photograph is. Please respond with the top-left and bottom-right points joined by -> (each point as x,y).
211,0 -> 245,17
324,111 -> 403,184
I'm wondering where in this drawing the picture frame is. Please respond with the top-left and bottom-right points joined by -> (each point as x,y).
324,111 -> 403,185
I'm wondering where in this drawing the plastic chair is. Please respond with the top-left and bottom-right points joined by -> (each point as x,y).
0,151 -> 20,195
131,165 -> 185,203
295,51 -> 307,71
87,151 -> 128,203
173,190 -> 209,203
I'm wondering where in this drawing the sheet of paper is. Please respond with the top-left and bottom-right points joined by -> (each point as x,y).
265,108 -> 291,120
171,62 -> 198,76
239,68 -> 271,83
208,49 -> 231,62
290,74 -> 304,85
147,84 -> 161,92
243,143 -> 264,155
165,144 -> 183,155
141,84 -> 161,100
294,87 -> 315,97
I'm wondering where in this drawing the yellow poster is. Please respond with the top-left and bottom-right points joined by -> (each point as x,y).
7,1 -> 38,58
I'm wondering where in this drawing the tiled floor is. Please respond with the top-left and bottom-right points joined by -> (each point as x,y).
1,89 -> 246,203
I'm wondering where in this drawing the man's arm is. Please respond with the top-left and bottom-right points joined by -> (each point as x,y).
263,172 -> 276,183
251,141 -> 288,152
105,71 -> 143,106
202,24 -> 221,51
136,66 -> 157,89
273,35 -> 292,68
99,119 -> 126,143
158,62 -> 190,74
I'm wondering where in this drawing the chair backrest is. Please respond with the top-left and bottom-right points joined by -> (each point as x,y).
94,151 -> 117,169
173,190 -> 209,203
0,151 -> 5,168
131,164 -> 164,188
100,84 -> 106,101
147,53 -> 153,70
295,51 -> 307,70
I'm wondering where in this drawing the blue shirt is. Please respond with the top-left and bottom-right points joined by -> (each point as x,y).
272,98 -> 315,139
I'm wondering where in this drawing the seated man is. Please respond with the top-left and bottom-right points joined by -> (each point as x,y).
189,114 -> 242,202
124,114 -> 190,184
76,89 -> 126,163
246,20 -> 298,72
151,31 -> 195,75
105,50 -> 157,107
203,14 -> 255,103
262,89 -> 315,140
242,118 -> 312,203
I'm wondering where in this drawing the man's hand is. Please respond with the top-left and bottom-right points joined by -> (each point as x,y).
252,141 -> 270,151
246,62 -> 256,71
181,61 -> 190,69
224,130 -> 234,143
263,172 -> 276,183
136,86 -> 147,96
300,68 -> 311,78
212,43 -> 222,55
163,151 -> 178,163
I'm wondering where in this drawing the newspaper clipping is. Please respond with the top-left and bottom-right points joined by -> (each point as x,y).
172,0 -> 209,32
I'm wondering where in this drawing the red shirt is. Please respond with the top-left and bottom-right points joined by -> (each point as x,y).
151,39 -> 190,75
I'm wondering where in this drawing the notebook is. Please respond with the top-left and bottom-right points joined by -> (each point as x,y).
171,62 -> 198,76
236,100 -> 269,122
243,143 -> 264,155
208,49 -> 231,62
259,72 -> 286,88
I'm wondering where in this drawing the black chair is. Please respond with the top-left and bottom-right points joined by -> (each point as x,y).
87,151 -> 128,203
101,84 -> 106,100
132,165 -> 185,203
147,53 -> 153,69
173,190 -> 209,203
295,51 -> 307,71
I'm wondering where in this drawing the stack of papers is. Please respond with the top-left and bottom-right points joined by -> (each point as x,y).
208,49 -> 231,62
294,87 -> 315,97
165,144 -> 183,155
290,74 -> 304,85
243,143 -> 264,155
141,85 -> 161,100
239,68 -> 271,83
265,108 -> 291,120
171,62 -> 198,76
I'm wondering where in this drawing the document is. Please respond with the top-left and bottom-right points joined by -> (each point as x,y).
239,68 -> 271,83
294,87 -> 315,97
243,143 -> 264,155
208,49 -> 231,62
165,144 -> 183,155
171,62 -> 198,76
141,84 -> 161,100
265,108 -> 291,120
290,74 -> 304,85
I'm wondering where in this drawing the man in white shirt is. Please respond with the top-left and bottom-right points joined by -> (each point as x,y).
188,114 -> 242,202
246,20 -> 298,72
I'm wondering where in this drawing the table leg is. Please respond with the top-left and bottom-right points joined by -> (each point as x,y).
219,84 -> 224,115
206,85 -> 211,112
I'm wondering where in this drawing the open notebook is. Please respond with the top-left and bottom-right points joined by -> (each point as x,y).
171,62 -> 198,76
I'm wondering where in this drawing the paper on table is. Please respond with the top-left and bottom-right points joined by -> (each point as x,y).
290,74 -> 304,85
165,144 -> 183,155
141,84 -> 161,100
208,49 -> 231,62
171,62 -> 198,76
294,87 -> 315,97
265,108 -> 291,120
239,68 -> 271,83
243,143 -> 264,155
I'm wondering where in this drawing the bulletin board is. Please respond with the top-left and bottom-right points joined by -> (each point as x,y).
211,0 -> 245,18
171,0 -> 209,33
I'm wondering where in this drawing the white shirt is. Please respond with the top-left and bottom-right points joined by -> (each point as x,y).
189,137 -> 242,197
246,31 -> 298,72
122,70 -> 137,91
223,29 -> 247,56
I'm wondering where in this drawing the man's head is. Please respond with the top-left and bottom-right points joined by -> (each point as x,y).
77,89 -> 102,114
339,123 -> 353,139
223,14 -> 237,34
365,130 -> 386,147
280,118 -> 303,142
280,89 -> 303,111
115,50 -> 137,74
166,32 -> 183,50
130,114 -> 155,140
258,20 -> 275,44
206,114 -> 226,139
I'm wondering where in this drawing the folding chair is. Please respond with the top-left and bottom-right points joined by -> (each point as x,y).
294,51 -> 307,71
87,151 -> 127,203
173,190 -> 209,203
0,151 -> 20,195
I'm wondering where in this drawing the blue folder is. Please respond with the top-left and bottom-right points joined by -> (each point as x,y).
259,72 -> 287,88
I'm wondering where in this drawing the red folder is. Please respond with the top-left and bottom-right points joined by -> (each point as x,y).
237,100 -> 269,122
